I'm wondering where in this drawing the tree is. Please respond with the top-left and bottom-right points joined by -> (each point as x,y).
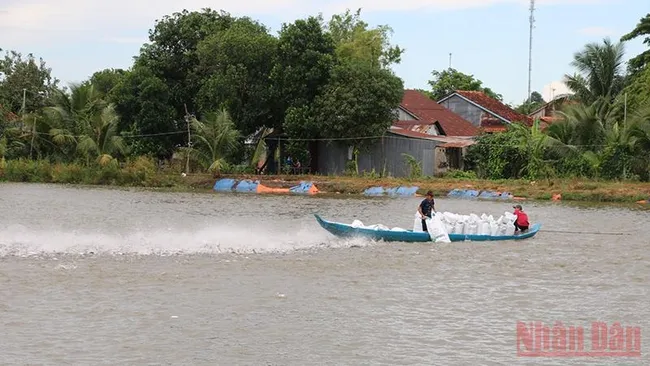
427,68 -> 502,101
286,62 -> 403,142
89,68 -> 127,98
515,91 -> 546,114
620,13 -> 650,76
109,66 -> 178,159
563,38 -> 626,105
326,8 -> 404,68
186,108 -> 241,175
284,62 -> 403,173
46,83 -> 126,165
195,17 -> 278,135
270,16 -> 336,117
135,9 -> 236,120
266,16 -> 337,172
613,64 -> 650,115
0,50 -> 60,115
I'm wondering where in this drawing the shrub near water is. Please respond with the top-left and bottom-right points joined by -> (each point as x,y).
0,157 -> 178,187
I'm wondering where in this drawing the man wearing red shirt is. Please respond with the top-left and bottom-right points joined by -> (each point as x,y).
513,204 -> 529,233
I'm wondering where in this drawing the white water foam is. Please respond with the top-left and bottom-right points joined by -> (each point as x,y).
0,223 -> 377,257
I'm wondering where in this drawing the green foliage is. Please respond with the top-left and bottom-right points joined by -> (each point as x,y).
443,169 -> 478,180
290,62 -> 403,145
270,15 -> 336,124
515,91 -> 546,114
0,50 -> 61,114
195,17 -> 278,135
402,153 -> 422,178
327,8 -> 404,68
620,13 -> 650,75
465,129 -> 528,180
0,156 -> 177,187
109,66 -> 178,159
563,38 -> 626,104
1,8 -> 649,184
427,68 -> 502,101
186,108 -> 241,175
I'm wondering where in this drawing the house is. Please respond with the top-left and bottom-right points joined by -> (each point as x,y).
316,90 -> 478,177
1,105 -> 19,123
528,94 -> 573,125
438,90 -> 534,132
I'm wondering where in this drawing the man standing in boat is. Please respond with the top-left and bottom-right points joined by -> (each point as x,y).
513,204 -> 529,233
418,191 -> 436,231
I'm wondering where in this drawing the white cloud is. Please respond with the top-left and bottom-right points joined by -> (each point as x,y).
578,26 -> 615,37
541,80 -> 572,102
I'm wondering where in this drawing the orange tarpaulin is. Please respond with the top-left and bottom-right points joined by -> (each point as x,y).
256,184 -> 290,194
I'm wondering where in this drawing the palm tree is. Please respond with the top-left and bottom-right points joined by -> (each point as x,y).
508,119 -> 570,179
187,108 -> 241,175
548,100 -> 650,180
563,38 -> 626,104
76,103 -> 126,166
46,83 -> 125,165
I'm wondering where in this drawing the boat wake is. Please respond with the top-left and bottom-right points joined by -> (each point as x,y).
0,223 -> 377,258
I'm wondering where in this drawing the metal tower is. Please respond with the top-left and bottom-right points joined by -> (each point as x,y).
527,0 -> 535,101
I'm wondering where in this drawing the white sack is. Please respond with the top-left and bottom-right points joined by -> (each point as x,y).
425,214 -> 451,243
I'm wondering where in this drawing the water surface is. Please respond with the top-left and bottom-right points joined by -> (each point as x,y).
1,183 -> 648,365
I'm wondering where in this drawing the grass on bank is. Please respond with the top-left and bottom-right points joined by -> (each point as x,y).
1,158 -> 649,203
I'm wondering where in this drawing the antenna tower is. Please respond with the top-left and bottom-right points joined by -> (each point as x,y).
527,0 -> 535,101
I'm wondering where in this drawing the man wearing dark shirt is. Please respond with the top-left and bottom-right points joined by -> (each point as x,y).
418,191 -> 435,232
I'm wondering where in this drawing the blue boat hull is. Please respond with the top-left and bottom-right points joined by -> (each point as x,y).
314,214 -> 541,242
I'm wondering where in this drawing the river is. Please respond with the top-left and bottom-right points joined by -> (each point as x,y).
0,182 -> 648,365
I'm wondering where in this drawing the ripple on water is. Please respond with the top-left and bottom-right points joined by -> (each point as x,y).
0,183 -> 648,365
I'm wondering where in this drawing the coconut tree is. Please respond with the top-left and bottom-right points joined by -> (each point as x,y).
187,108 -> 241,175
45,83 -> 125,165
76,103 -> 126,166
564,38 -> 626,105
508,119 -> 571,179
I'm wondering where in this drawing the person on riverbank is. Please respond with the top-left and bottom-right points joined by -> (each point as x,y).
418,191 -> 436,231
513,204 -> 529,233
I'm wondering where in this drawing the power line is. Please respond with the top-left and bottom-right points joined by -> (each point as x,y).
15,129 -> 620,148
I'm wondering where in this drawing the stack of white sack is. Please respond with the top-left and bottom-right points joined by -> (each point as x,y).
412,212 -> 451,243
351,219 -> 407,232
437,211 -> 517,236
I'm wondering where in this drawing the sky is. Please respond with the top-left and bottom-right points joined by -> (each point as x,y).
0,0 -> 647,106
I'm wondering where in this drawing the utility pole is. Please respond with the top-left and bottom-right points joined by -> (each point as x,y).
183,104 -> 191,175
449,53 -> 452,69
527,0 -> 535,101
21,88 -> 26,131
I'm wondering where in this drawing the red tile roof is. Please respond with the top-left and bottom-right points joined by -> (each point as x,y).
398,90 -> 478,137
1,105 -> 19,121
454,90 -> 534,126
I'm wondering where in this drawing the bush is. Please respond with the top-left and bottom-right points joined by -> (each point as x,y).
443,169 -> 478,179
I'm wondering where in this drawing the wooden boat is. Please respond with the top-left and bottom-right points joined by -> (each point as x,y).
314,214 -> 541,242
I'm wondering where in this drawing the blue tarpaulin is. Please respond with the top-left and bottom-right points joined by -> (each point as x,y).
395,186 -> 419,196
235,179 -> 260,193
213,178 -> 237,192
363,187 -> 385,196
289,181 -> 316,194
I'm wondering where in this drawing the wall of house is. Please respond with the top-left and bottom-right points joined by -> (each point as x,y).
396,107 -> 417,121
317,134 -> 441,177
439,95 -> 484,127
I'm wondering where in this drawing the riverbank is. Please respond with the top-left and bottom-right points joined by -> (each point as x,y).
206,174 -> 650,203
1,159 -> 649,203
